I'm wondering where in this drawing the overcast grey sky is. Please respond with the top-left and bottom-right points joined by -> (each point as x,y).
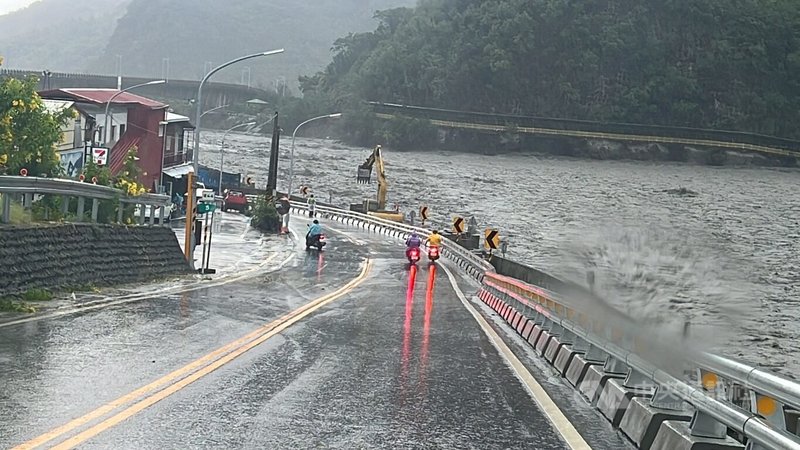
0,0 -> 37,15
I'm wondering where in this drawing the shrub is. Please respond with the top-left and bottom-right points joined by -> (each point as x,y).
250,195 -> 280,233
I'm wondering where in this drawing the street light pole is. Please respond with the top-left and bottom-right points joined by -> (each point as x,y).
189,48 -> 284,266
103,79 -> 166,146
218,121 -> 256,196
288,113 -> 342,196
192,49 -> 284,179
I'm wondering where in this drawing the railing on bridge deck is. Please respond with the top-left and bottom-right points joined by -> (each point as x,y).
369,101 -> 800,159
0,176 -> 172,226
290,199 -> 800,450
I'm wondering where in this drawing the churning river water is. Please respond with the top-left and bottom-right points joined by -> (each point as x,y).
201,131 -> 800,376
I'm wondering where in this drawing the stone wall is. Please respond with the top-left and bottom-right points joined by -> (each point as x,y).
0,224 -> 191,296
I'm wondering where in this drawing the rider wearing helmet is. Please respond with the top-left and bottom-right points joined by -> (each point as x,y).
308,219 -> 323,237
425,230 -> 443,248
405,232 -> 422,258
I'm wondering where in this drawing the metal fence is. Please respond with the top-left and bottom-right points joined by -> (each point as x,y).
0,176 -> 172,226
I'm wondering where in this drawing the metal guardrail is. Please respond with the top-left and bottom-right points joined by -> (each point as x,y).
0,176 -> 171,226
289,201 -> 493,280
483,272 -> 800,450
290,200 -> 800,449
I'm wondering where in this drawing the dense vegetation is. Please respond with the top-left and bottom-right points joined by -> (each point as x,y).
301,0 -> 800,141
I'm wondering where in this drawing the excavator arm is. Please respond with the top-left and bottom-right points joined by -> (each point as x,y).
356,145 -> 387,210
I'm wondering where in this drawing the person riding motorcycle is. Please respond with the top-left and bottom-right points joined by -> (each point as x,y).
425,230 -> 443,248
405,232 -> 422,259
307,219 -> 323,239
307,219 -> 324,247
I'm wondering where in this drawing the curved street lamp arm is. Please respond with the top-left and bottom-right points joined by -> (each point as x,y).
103,79 -> 165,145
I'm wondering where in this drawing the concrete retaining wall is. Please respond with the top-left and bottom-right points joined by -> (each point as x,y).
0,224 -> 191,296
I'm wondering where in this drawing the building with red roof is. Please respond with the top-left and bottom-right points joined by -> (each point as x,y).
38,88 -> 191,193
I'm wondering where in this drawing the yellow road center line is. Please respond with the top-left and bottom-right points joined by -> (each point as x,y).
14,259 -> 372,450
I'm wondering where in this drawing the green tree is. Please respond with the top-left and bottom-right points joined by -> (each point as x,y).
0,57 -> 74,176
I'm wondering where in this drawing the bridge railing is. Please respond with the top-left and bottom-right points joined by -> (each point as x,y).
292,199 -> 800,449
369,101 -> 800,156
0,176 -> 172,226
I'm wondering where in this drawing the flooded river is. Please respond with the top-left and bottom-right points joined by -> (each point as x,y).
201,132 -> 800,375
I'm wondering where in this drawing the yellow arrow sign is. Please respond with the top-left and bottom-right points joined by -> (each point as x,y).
484,228 -> 501,250
453,216 -> 465,234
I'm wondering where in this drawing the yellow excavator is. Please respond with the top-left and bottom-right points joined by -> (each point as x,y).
350,145 -> 405,222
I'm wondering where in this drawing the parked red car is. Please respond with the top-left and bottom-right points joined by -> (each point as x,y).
223,191 -> 248,213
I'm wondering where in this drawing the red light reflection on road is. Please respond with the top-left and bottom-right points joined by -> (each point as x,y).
399,265 -> 417,406
419,264 -> 436,394
316,251 -> 325,282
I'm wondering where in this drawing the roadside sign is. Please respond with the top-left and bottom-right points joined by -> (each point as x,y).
484,228 -> 501,250
300,185 -> 310,196
420,206 -> 429,221
200,189 -> 215,203
453,216 -> 465,234
92,147 -> 109,166
197,203 -> 216,214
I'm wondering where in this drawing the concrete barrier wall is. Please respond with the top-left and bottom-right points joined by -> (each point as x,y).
0,224 -> 191,296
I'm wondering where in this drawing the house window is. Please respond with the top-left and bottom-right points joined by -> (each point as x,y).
111,125 -> 117,140
119,124 -> 126,136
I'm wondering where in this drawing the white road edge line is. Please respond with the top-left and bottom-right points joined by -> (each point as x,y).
440,263 -> 593,450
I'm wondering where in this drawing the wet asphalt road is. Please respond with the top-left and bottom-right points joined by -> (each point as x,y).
0,216 -> 621,449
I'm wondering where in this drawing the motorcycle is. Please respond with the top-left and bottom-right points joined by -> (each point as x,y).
306,233 -> 326,251
428,245 -> 440,262
406,247 -> 421,265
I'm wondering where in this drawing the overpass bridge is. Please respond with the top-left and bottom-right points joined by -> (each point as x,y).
0,201 -> 798,449
369,102 -> 800,162
0,68 -> 270,108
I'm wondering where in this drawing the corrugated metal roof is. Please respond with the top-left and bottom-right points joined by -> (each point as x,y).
38,88 -> 166,109
41,99 -> 74,113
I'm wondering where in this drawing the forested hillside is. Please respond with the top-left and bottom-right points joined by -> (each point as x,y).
303,0 -> 800,139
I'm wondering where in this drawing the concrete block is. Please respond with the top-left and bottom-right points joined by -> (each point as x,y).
620,397 -> 692,450
544,336 -> 565,364
511,312 -> 525,329
502,306 -> 516,321
520,321 -> 536,340
527,325 -> 544,347
651,420 -> 744,450
579,365 -> 625,405
535,330 -> 553,355
497,302 -> 509,316
515,316 -> 529,334
507,310 -> 519,325
597,378 -> 654,428
553,345 -> 582,376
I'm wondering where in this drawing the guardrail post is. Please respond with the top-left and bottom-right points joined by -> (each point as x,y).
159,205 -> 166,226
1,193 -> 10,223
76,197 -> 85,222
117,200 -> 124,224
604,356 -> 628,374
650,384 -> 685,411
91,199 -> 99,223
138,204 -> 145,225
61,195 -> 69,216
689,411 -> 728,439
23,192 -> 33,209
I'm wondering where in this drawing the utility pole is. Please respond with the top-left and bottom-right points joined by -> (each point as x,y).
266,112 -> 280,200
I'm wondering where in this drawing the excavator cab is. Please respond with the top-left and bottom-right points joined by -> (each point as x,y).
356,145 -> 380,184
350,145 -> 404,222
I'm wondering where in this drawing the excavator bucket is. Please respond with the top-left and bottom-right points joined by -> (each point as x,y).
357,166 -> 372,184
